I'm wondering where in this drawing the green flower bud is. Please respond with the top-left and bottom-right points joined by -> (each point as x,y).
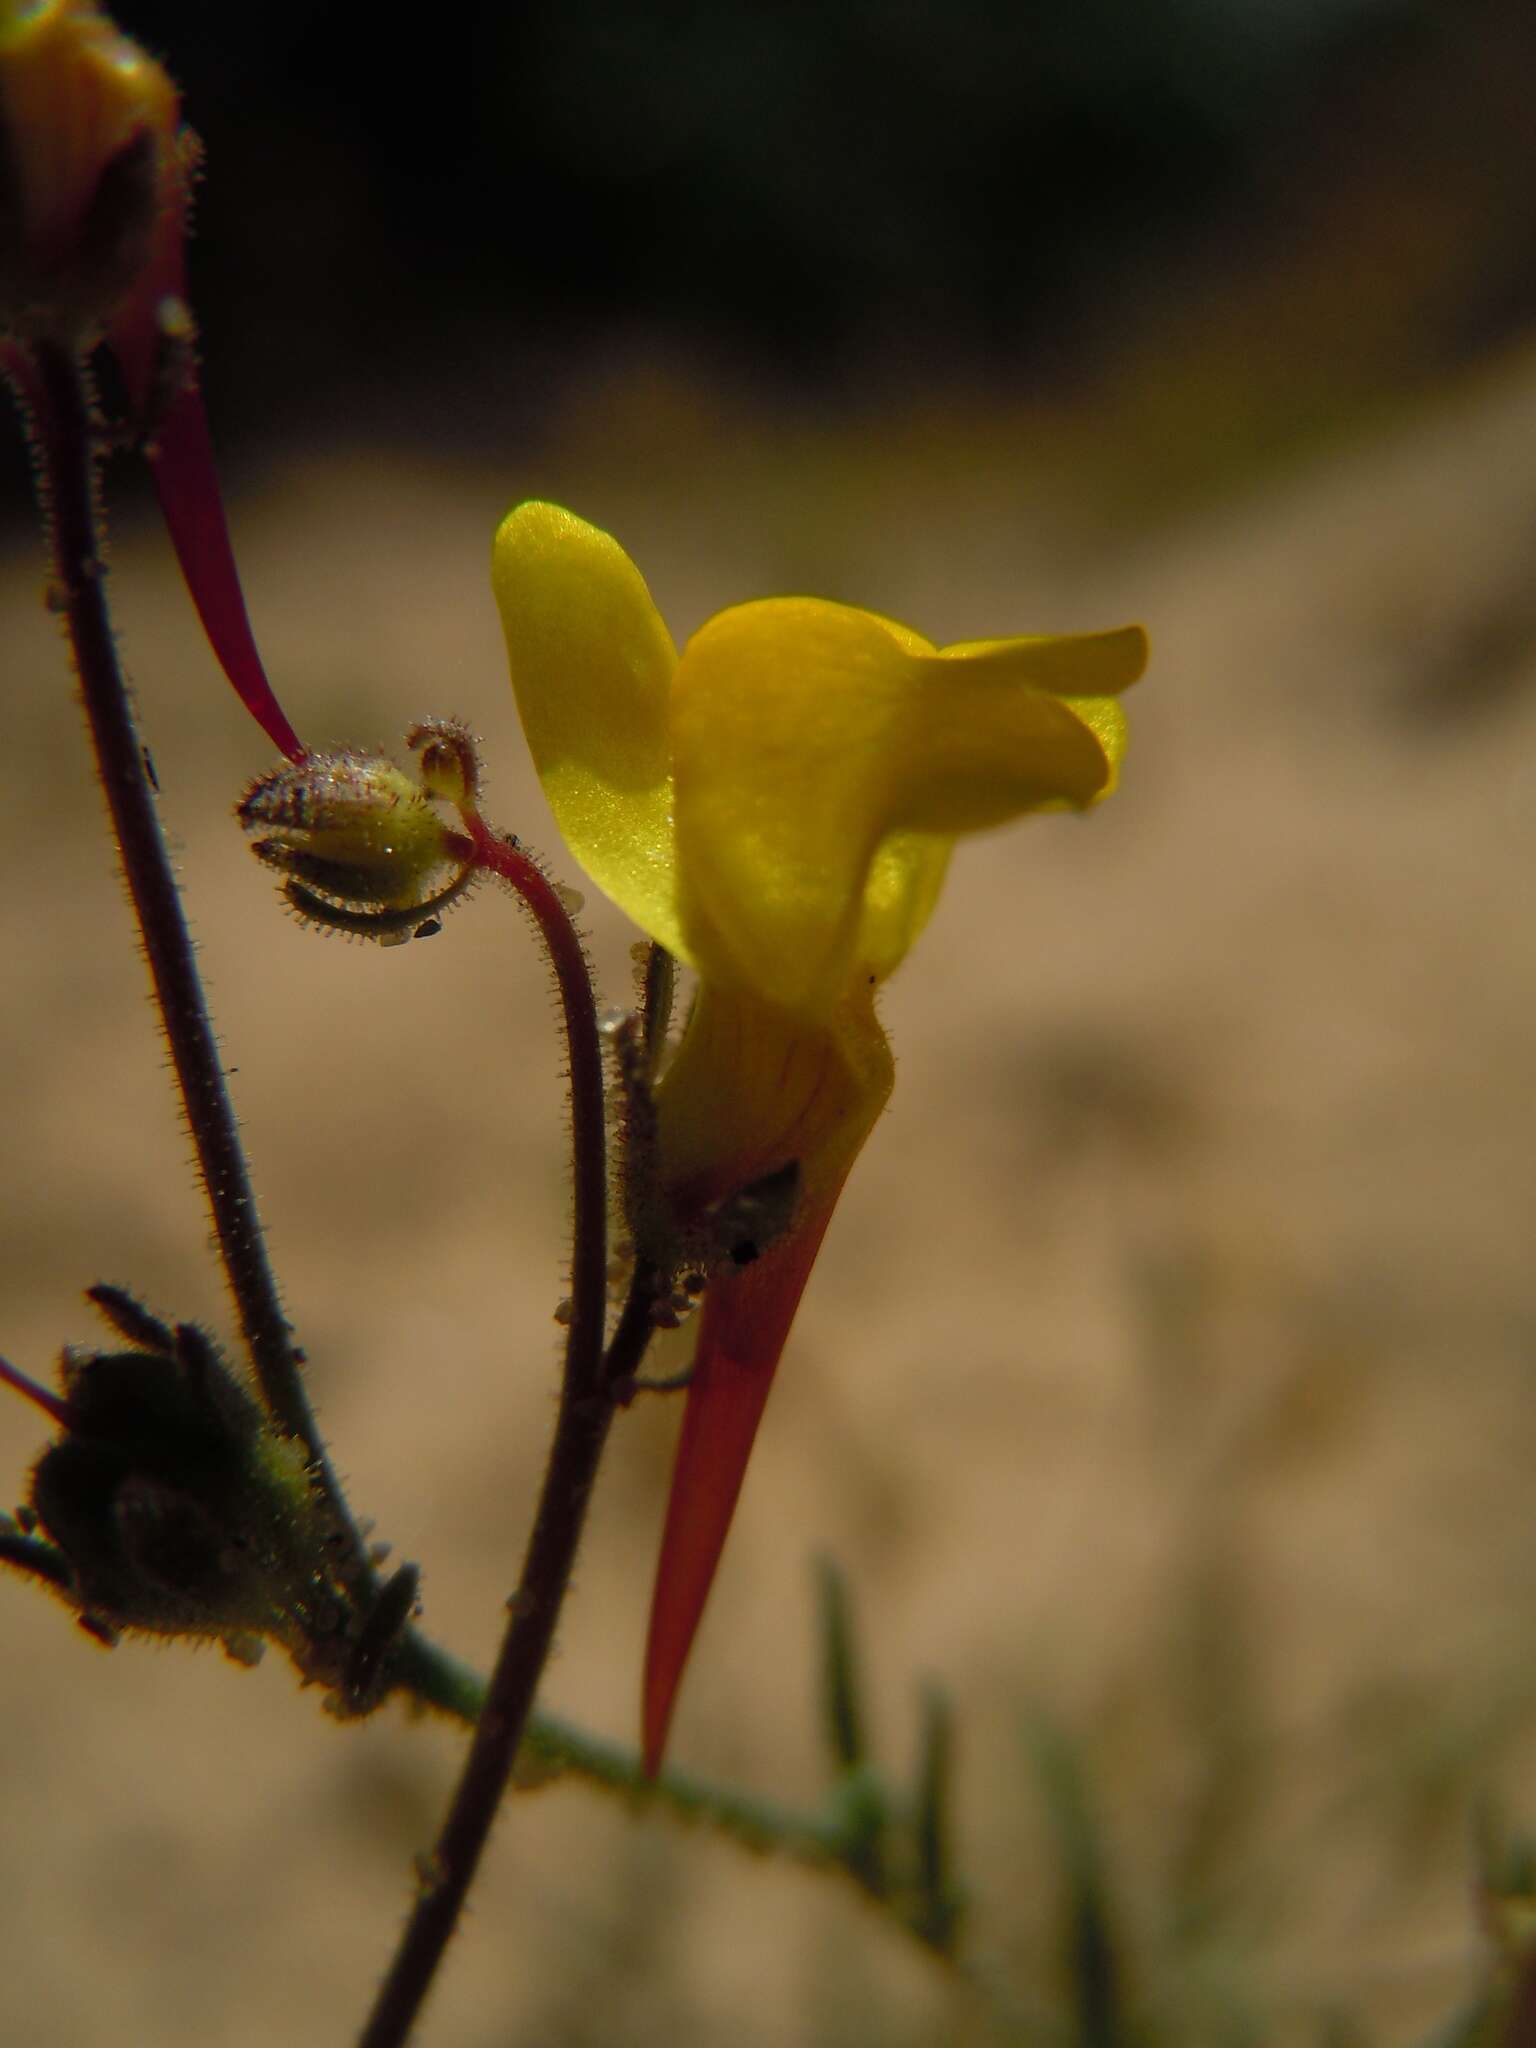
239,746 -> 477,943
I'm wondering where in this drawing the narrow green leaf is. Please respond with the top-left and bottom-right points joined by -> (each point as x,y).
815,1553 -> 867,1774
912,1680 -> 963,1952
1026,1712 -> 1124,2048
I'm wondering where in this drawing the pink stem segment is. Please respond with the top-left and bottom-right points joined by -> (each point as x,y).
146,380 -> 305,763
108,172 -> 305,764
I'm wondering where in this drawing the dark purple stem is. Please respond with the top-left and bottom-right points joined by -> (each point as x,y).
357,819 -> 646,2048
21,339 -> 365,1588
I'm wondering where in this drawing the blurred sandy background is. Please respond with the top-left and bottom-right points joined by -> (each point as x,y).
6,2 -> 1536,2043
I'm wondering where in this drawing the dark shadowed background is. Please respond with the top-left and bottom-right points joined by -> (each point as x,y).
5,2 -> 1536,2042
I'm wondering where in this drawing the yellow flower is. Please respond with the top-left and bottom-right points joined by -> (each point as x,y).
492,499 -> 1146,1770
0,0 -> 181,339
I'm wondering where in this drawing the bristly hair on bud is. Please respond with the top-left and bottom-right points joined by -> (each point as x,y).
407,717 -> 482,810
238,737 -> 482,944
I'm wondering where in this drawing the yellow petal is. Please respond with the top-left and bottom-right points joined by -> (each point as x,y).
655,982 -> 894,1221
671,599 -> 1145,1019
938,624 -> 1147,692
942,625 -> 1143,802
491,501 -> 687,958
855,829 -> 952,986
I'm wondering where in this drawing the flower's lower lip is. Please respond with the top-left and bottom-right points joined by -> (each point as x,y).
656,986 -> 869,1213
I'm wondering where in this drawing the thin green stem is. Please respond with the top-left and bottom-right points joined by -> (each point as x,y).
20,340 -> 370,1597
392,1632 -> 981,1933
389,1628 -> 839,1866
519,1711 -> 842,1861
390,1628 -> 488,1723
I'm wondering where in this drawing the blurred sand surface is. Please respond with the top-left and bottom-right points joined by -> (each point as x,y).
3,344 -> 1536,2044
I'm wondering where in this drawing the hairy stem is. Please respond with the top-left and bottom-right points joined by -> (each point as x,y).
391,1624 -> 843,1865
21,340 -> 370,1592
359,836 -> 645,2048
391,1635 -> 976,1947
517,1709 -> 840,1861
461,820 -> 610,1384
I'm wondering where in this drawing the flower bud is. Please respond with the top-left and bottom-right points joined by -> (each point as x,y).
239,746 -> 477,942
407,717 -> 482,809
5,1289 -> 348,1661
0,0 -> 187,345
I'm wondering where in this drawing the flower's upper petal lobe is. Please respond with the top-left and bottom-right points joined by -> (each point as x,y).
671,600 -> 1145,1018
492,502 -> 686,957
942,625 -> 1144,799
